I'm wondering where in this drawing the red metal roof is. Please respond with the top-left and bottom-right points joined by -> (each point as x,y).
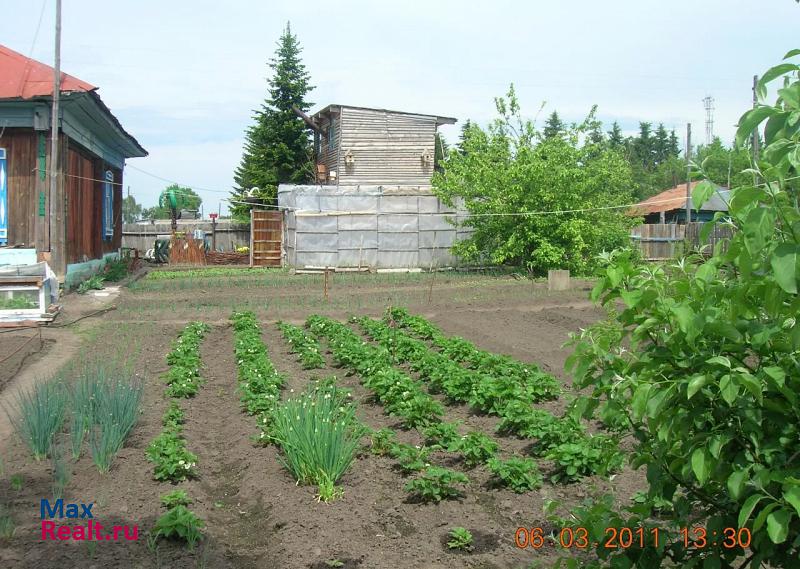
629,182 -> 702,216
0,43 -> 95,99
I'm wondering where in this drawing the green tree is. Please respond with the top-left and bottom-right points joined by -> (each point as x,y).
434,132 -> 448,173
433,87 -> 635,276
542,110 -> 566,139
607,121 -> 625,149
121,195 -> 142,224
694,136 -> 752,188
141,185 -> 202,221
457,119 -> 475,155
564,52 -> 800,568
231,22 -> 314,220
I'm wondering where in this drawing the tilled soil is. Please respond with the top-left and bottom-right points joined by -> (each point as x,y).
0,275 -> 644,568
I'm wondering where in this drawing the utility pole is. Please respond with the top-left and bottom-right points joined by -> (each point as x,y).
685,123 -> 692,225
48,0 -> 61,255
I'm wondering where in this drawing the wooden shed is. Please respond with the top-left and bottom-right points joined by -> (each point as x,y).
307,105 -> 455,187
0,44 -> 147,284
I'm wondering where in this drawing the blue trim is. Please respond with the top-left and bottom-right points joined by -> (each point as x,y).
102,170 -> 114,241
0,148 -> 7,245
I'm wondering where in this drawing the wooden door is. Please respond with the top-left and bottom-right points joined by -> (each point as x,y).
250,210 -> 282,267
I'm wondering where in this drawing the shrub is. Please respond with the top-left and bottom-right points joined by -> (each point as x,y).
11,378 -> 67,460
269,383 -> 367,502
447,527 -> 474,550
404,467 -> 469,503
487,457 -> 543,493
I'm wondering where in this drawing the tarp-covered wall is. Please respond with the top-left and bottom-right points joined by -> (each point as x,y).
278,185 -> 472,269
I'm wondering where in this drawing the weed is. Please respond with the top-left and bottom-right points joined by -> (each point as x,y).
77,275 -> 104,294
447,527 -> 474,550
0,506 -> 14,539
270,383 -> 366,502
9,475 -> 23,492
404,467 -> 469,503
102,258 -> 128,282
11,378 -> 68,460
486,457 -> 543,493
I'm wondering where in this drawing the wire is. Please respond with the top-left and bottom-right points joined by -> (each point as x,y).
125,164 -> 232,194
16,0 -> 49,98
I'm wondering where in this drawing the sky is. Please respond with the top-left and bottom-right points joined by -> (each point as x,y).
3,0 -> 798,214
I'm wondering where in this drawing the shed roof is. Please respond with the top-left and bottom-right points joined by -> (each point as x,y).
0,44 -> 95,99
629,182 -> 730,216
312,104 -> 457,126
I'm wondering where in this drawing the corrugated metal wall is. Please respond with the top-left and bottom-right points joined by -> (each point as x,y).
279,185 -> 472,269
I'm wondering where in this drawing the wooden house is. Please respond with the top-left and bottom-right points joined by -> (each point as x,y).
629,182 -> 730,224
0,44 -> 147,284
303,105 -> 456,186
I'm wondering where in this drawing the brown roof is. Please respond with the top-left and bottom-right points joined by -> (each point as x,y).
0,44 -> 95,99
629,182 -> 704,216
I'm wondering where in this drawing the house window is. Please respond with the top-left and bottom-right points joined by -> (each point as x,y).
328,117 -> 337,151
102,169 -> 114,240
0,148 -> 7,245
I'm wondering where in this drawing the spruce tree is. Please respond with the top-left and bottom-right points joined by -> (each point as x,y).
457,119 -> 473,154
653,123 -> 671,164
542,111 -> 566,139
607,121 -> 625,149
231,22 -> 314,219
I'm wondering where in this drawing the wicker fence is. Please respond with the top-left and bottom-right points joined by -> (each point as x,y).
630,222 -> 733,261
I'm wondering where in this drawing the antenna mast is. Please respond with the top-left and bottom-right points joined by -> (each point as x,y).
703,95 -> 714,145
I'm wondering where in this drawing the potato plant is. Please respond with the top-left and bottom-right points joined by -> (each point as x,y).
231,312 -> 285,432
163,322 -> 209,398
277,321 -> 325,369
404,467 -> 469,503
306,315 -> 443,428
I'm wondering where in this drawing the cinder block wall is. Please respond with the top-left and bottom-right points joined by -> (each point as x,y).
278,185 -> 471,269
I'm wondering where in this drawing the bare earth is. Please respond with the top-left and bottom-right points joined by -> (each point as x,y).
0,268 -> 643,569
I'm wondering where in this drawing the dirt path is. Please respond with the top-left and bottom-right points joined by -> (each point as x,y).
179,323 -> 278,567
0,328 -> 81,446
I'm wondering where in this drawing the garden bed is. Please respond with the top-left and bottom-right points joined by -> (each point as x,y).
0,271 -> 641,568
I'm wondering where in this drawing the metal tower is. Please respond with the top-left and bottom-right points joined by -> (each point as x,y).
703,96 -> 715,145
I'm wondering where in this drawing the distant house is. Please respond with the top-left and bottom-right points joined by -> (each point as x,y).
277,104 -> 462,270
630,182 -> 730,224
0,44 -> 147,283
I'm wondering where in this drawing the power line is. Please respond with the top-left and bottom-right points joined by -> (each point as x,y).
124,163 -> 232,194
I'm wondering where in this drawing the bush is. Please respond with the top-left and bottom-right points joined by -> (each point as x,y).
562,54 -> 800,567
269,383 -> 366,502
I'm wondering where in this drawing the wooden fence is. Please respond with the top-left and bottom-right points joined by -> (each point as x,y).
630,222 -> 733,261
122,220 -> 250,253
